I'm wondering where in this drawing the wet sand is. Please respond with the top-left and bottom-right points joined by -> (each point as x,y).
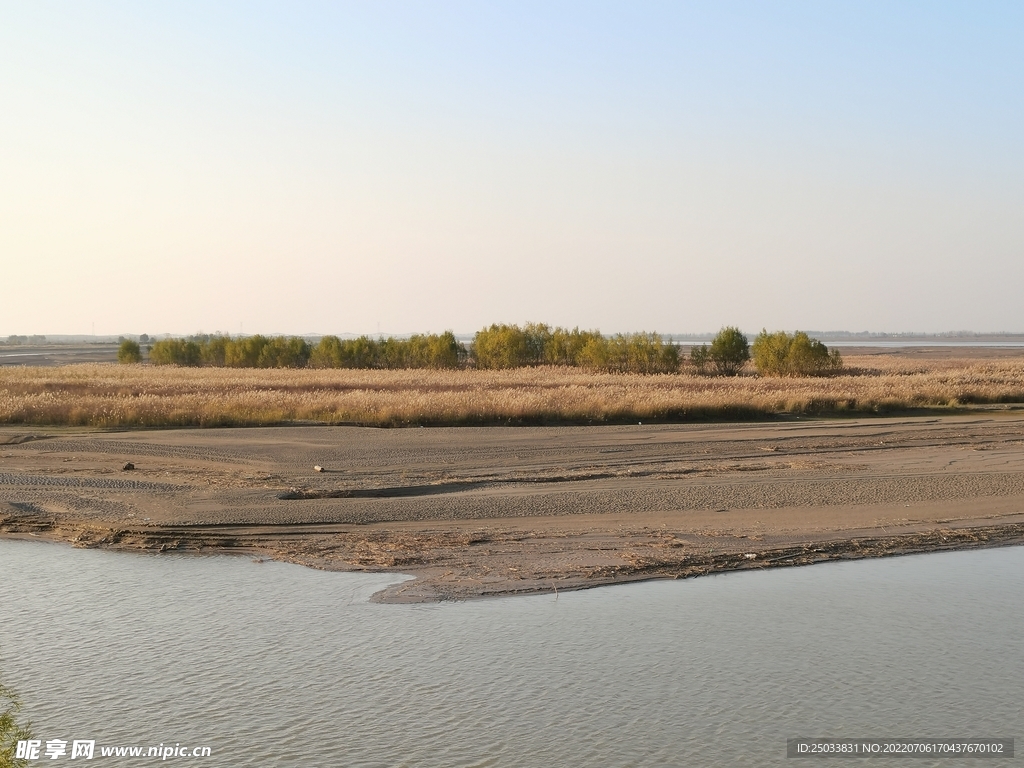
2,412 -> 1024,601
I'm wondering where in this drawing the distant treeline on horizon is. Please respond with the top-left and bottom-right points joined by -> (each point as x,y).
143,325 -> 682,374
127,323 -> 846,377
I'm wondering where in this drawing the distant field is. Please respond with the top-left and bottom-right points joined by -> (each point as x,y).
0,344 -> 119,367
2,355 -> 1024,428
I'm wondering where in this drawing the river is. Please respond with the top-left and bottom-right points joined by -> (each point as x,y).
1,540 -> 1020,766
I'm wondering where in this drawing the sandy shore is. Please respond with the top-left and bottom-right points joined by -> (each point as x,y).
3,412 -> 1023,601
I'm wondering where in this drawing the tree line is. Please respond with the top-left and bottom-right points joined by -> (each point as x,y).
122,325 -> 843,377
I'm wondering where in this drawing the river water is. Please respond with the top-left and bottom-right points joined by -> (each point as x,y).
1,540 -> 1020,767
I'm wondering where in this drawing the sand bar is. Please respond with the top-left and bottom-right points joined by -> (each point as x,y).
2,412 -> 1023,601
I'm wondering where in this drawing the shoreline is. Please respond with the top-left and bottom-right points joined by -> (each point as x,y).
3,515 -> 1024,602
3,412 -> 1024,603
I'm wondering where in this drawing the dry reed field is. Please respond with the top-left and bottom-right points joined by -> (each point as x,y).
2,355 -> 1024,428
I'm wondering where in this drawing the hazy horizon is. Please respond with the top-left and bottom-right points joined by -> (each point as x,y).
6,328 -> 1024,342
3,3 -> 1022,336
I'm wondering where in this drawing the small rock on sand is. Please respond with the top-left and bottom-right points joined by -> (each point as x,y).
122,462 -> 135,471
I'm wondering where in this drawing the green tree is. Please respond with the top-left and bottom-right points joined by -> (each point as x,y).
405,331 -> 466,369
708,327 -> 750,376
309,333 -> 465,370
149,339 -> 202,366
256,337 -> 311,368
607,332 -> 679,374
521,323 -> 553,365
200,336 -> 230,367
1,679 -> 33,768
751,330 -> 842,376
309,335 -> 344,368
472,324 -> 533,369
224,335 -> 269,367
689,344 -> 711,375
345,336 -> 380,368
545,327 -> 603,366
377,336 -> 410,368
117,339 -> 142,364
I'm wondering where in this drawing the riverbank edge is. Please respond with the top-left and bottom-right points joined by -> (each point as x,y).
3,515 -> 1022,603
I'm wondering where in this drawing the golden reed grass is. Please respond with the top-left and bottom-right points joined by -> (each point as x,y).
2,356 -> 1024,428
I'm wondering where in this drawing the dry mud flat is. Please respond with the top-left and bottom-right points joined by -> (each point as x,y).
2,413 -> 1024,602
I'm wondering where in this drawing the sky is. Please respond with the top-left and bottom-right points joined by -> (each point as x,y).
1,1 -> 1022,336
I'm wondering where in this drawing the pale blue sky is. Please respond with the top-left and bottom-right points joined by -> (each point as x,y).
2,2 -> 1022,336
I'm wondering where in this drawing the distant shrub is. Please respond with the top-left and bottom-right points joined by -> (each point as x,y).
751,330 -> 843,376
200,336 -> 230,367
472,323 -> 677,374
404,332 -> 466,369
544,327 -> 604,366
593,332 -> 679,374
472,324 -> 548,369
2,335 -> 45,345
117,339 -> 142,364
308,336 -> 344,368
258,337 -> 311,369
707,327 -> 750,376
309,332 -> 465,370
310,335 -> 378,369
223,335 -> 268,367
689,344 -> 711,375
149,339 -> 202,366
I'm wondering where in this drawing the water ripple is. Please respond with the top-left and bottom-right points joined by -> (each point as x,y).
1,541 -> 1021,767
